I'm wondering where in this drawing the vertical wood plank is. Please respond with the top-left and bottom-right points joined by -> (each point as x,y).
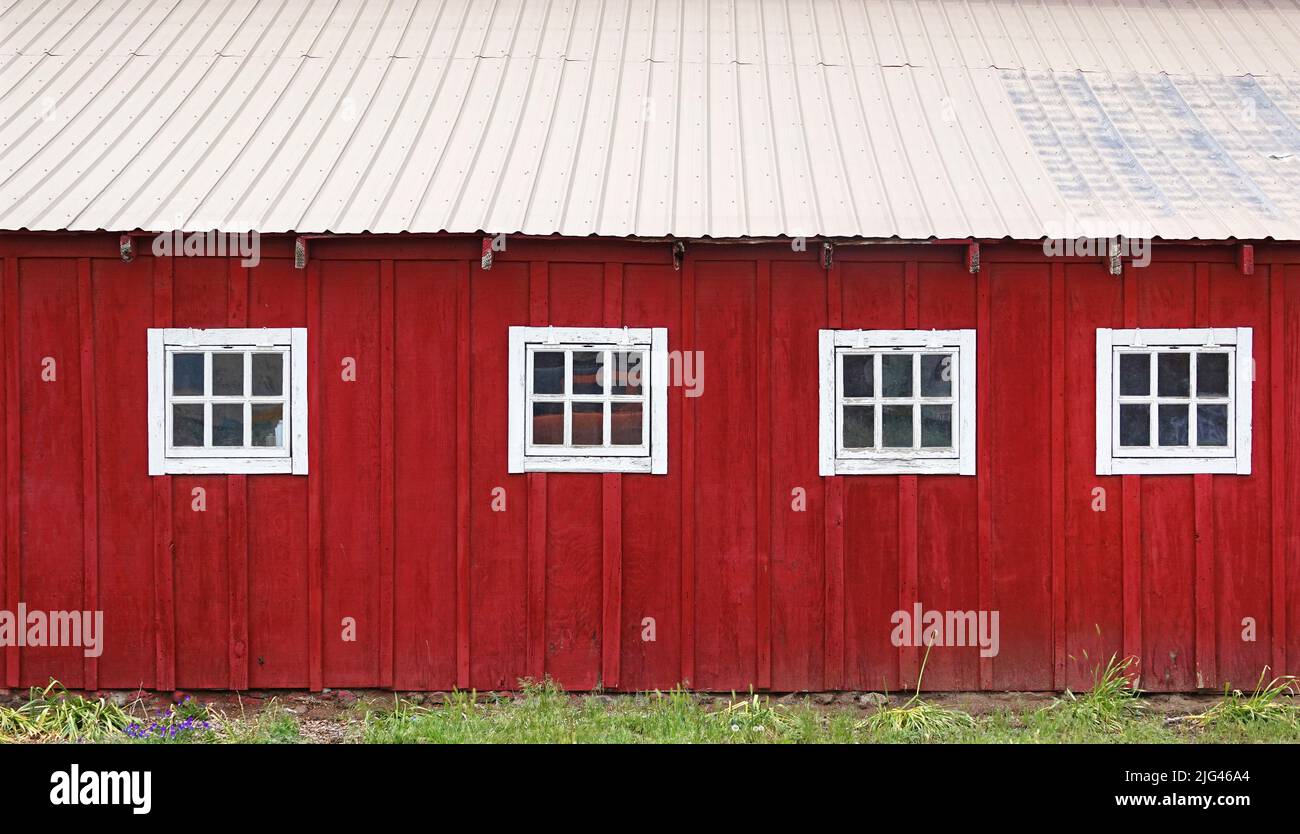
0,256 -> 11,688
1269,266 -> 1287,677
899,261 -> 919,687
823,258 -> 844,689
152,255 -> 175,692
526,260 -> 548,682
602,262 -> 623,689
976,262 -> 993,689
1121,263 -> 1142,673
226,259 -> 249,690
306,260 -> 324,691
1193,262 -> 1215,688
78,258 -> 99,691
1050,262 -> 1066,689
680,254 -> 696,687
226,476 -> 248,689
755,259 -> 772,689
455,259 -> 472,689
898,474 -> 919,686
379,259 -> 396,687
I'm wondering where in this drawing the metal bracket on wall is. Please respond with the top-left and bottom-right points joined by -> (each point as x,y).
822,241 -> 834,270
1108,240 -> 1122,276
967,241 -> 980,273
673,241 -> 685,271
294,236 -> 307,269
1237,243 -> 1255,275
120,234 -> 133,262
481,235 -> 494,270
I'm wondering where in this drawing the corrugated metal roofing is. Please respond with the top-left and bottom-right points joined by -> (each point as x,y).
3,0 -> 1300,239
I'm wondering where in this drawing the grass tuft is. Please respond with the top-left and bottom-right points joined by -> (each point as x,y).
1041,653 -> 1143,733
857,644 -> 975,740
0,679 -> 132,742
1189,670 -> 1298,730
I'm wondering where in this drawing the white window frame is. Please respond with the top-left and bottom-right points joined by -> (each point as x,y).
148,328 -> 308,475
508,326 -> 668,474
818,329 -> 976,476
1096,327 -> 1252,475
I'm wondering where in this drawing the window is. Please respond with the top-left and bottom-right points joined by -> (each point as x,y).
148,328 -> 308,475
508,326 -> 667,473
1096,327 -> 1252,475
819,329 -> 976,475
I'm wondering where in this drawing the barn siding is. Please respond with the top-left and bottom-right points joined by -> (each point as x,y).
0,234 -> 1294,692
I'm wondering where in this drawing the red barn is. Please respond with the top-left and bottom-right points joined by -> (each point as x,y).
1,0 -> 1297,693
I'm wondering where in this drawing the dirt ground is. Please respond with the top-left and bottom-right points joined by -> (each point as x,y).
0,686 -> 1228,720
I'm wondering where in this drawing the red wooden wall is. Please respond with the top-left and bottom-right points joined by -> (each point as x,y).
1,233 -> 1296,693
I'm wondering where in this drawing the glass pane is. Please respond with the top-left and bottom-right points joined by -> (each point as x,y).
251,403 -> 284,447
882,404 -> 913,447
1119,403 -> 1149,446
1197,352 -> 1230,397
531,402 -> 563,444
173,353 -> 204,396
1119,353 -> 1149,396
212,403 -> 244,447
842,405 -> 873,448
252,353 -> 283,396
920,404 -> 952,447
571,401 -> 603,445
212,352 -> 244,396
920,354 -> 952,397
533,352 -> 564,395
612,352 -> 643,395
1197,404 -> 1228,447
1157,352 -> 1190,397
611,402 -> 643,445
842,354 -> 873,398
1158,403 -> 1189,446
882,354 -> 913,397
172,403 -> 204,446
572,352 -> 604,395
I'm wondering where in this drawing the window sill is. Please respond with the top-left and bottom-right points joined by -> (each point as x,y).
149,457 -> 305,476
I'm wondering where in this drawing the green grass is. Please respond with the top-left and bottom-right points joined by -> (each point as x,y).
1,673 -> 1297,744
1188,671 -> 1299,731
1040,653 -> 1146,733
0,680 -> 133,742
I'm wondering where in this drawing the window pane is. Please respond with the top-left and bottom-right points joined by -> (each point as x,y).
532,402 -> 563,444
1157,352 -> 1190,397
1197,404 -> 1228,446
533,352 -> 564,395
213,352 -> 244,396
842,405 -> 873,448
212,403 -> 244,447
611,402 -> 643,445
882,404 -> 913,447
252,353 -> 283,396
251,403 -> 284,447
882,354 -> 913,397
172,403 -> 204,446
571,401 -> 603,445
612,352 -> 643,395
1197,352 -> 1230,397
1119,403 -> 1149,446
173,353 -> 204,395
1119,353 -> 1149,396
572,352 -> 604,395
842,354 -> 873,398
1158,403 -> 1189,446
920,404 -> 952,447
920,354 -> 952,397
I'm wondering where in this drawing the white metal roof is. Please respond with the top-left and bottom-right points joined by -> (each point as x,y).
3,0 -> 1300,240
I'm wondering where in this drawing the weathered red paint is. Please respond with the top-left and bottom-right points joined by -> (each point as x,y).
0,233 -> 1294,692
